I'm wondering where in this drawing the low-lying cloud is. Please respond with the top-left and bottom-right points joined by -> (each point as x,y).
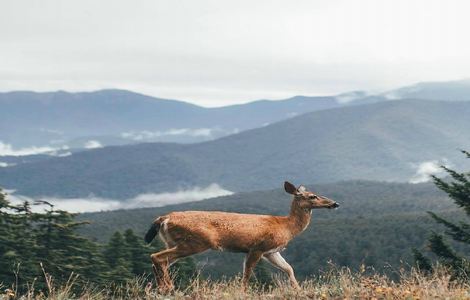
0,141 -> 70,157
0,162 -> 15,167
84,140 -> 103,149
409,160 -> 448,184
335,91 -> 370,103
383,86 -> 422,100
121,128 -> 217,141
6,183 -> 233,213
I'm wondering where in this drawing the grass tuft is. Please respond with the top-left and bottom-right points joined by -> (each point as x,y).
2,266 -> 469,299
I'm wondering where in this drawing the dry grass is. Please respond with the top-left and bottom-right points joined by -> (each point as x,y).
2,266 -> 470,300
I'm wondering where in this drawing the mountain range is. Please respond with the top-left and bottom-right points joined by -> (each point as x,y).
2,79 -> 470,154
0,90 -> 340,150
1,98 -> 469,199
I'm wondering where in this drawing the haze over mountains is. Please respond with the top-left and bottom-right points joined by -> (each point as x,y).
383,79 -> 470,101
1,84 -> 470,202
0,90 -> 340,151
2,79 -> 470,156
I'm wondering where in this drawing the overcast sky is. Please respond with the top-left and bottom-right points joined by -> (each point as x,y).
1,0 -> 470,106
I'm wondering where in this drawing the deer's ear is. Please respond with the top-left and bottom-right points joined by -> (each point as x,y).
298,185 -> 307,192
284,181 -> 297,195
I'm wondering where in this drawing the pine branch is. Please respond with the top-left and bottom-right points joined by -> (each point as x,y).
412,248 -> 432,272
428,212 -> 470,243
461,149 -> 470,159
428,232 -> 461,264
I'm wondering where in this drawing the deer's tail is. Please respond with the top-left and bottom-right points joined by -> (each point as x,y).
144,218 -> 161,244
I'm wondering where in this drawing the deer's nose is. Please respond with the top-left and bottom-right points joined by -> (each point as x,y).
332,202 -> 340,208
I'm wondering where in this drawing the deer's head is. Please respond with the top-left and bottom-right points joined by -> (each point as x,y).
284,181 -> 339,210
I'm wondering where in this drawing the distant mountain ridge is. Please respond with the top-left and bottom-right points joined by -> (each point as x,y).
1,99 -> 469,199
383,79 -> 470,101
0,89 -> 340,150
2,79 -> 470,153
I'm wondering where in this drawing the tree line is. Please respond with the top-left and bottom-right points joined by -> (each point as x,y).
0,192 -> 196,293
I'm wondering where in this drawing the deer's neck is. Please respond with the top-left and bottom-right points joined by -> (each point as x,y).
287,200 -> 312,236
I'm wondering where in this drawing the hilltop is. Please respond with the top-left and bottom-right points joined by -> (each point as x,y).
1,100 -> 470,198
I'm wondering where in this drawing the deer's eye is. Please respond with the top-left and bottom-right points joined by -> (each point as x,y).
309,195 -> 317,200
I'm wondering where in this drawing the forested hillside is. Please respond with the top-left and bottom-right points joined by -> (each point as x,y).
0,90 -> 340,148
2,99 -> 470,198
77,180 -> 468,279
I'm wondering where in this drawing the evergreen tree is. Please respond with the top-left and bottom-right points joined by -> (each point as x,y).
412,248 -> 432,272
0,196 -> 40,289
414,150 -> 470,278
123,229 -> 150,276
104,231 -> 130,268
103,231 -> 133,283
0,188 -> 18,285
32,201 -> 105,286
0,190 -> 107,291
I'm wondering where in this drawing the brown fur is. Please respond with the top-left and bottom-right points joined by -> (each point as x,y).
147,181 -> 338,292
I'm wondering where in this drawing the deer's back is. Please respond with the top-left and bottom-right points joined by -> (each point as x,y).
159,211 -> 291,252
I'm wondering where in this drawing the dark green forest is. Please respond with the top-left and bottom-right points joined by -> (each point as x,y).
1,179 -> 469,292
0,190 -> 196,292
77,180 -> 468,279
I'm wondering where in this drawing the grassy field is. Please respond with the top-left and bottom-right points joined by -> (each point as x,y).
3,266 -> 469,299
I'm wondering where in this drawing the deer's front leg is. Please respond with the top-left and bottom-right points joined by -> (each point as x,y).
151,249 -> 175,293
263,252 -> 300,289
242,250 -> 263,288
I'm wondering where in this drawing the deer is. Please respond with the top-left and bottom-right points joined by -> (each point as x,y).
144,181 -> 339,292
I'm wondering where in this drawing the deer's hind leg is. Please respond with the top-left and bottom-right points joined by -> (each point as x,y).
151,243 -> 209,293
151,247 -> 178,292
242,250 -> 264,288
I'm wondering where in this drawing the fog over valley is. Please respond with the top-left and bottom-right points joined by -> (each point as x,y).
5,183 -> 233,213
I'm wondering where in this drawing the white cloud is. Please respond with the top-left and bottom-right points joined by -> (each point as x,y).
0,141 -> 69,156
53,151 -> 72,157
335,91 -> 370,103
409,160 -> 448,184
166,128 -> 213,137
84,140 -> 103,149
121,128 -> 217,141
383,85 -> 424,100
128,183 -> 233,207
0,162 -> 15,167
383,92 -> 401,100
4,189 -> 120,212
5,184 -> 233,213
